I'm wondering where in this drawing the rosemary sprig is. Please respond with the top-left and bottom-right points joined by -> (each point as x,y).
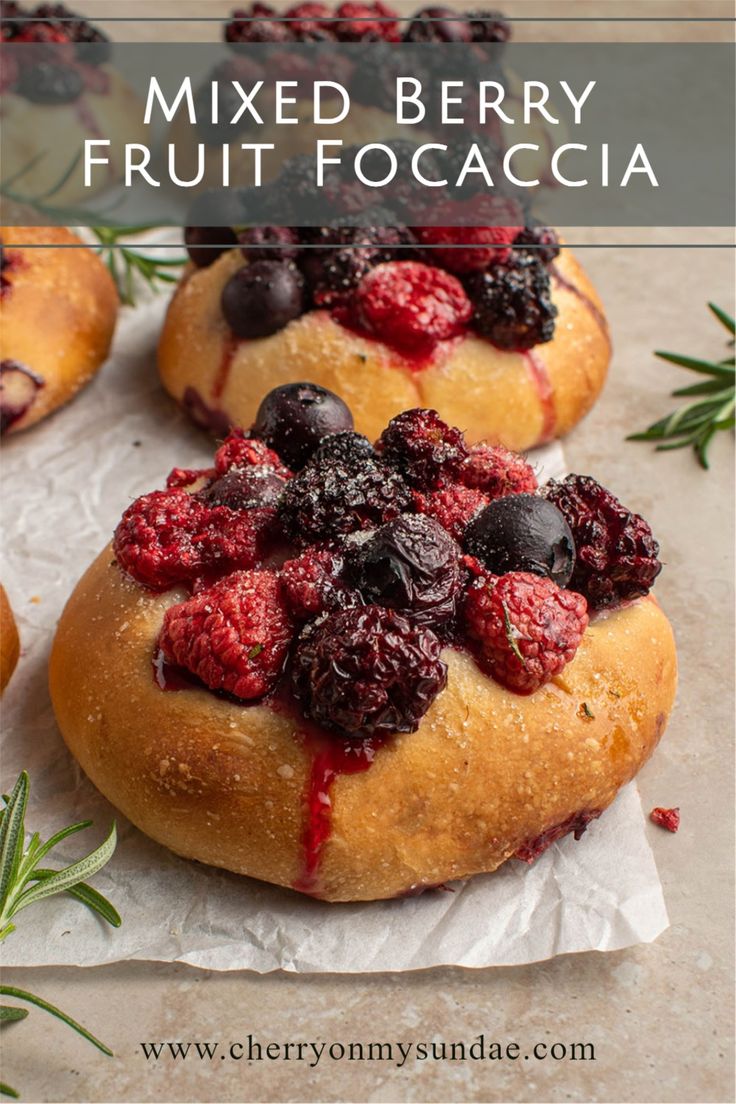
0,772 -> 120,1098
627,302 -> 735,469
91,226 -> 187,307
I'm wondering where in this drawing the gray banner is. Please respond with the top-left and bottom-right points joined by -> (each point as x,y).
1,41 -> 733,227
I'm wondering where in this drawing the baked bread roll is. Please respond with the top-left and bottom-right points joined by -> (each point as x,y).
0,227 -> 118,435
159,241 -> 609,453
1,3 -> 147,205
50,388 -> 675,902
0,585 -> 20,694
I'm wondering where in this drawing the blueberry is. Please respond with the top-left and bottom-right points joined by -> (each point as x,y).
464,494 -> 575,587
16,62 -> 84,104
348,514 -> 462,629
221,261 -> 305,339
198,466 -> 286,510
185,226 -> 237,268
252,382 -> 354,469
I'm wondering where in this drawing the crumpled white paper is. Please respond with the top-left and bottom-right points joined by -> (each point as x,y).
0,260 -> 668,972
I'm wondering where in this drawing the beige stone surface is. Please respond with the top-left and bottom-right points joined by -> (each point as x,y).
2,3 -> 734,1102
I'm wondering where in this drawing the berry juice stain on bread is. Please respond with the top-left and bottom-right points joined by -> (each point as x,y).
50,385 -> 676,902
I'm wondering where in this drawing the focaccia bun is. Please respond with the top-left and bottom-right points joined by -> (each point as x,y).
0,227 -> 118,435
0,585 -> 20,694
158,246 -> 610,452
49,550 -> 676,903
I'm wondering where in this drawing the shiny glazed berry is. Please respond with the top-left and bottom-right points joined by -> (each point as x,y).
221,260 -> 305,338
198,466 -> 287,510
292,605 -> 447,738
347,513 -> 462,629
252,382 -> 354,469
464,494 -> 575,588
377,408 -> 468,490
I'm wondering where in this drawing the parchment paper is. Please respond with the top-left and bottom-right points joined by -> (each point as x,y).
0,262 -> 669,972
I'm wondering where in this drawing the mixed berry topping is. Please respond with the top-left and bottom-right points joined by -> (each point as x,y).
463,570 -> 589,694
178,7 -> 563,361
2,2 -> 111,103
112,385 -> 662,740
292,605 -> 447,737
543,474 -> 662,610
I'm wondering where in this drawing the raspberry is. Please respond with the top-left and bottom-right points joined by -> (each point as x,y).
413,225 -> 522,273
465,255 -> 557,350
461,444 -> 538,499
166,467 -> 213,490
214,431 -> 292,478
650,807 -> 680,833
160,571 -> 293,701
279,434 -> 411,545
284,3 -> 334,39
347,514 -> 462,630
543,474 -> 662,609
413,483 -> 488,542
377,408 -> 468,490
463,571 -> 589,694
113,490 -> 210,591
281,546 -> 357,619
333,2 -> 399,41
513,224 -> 560,265
113,489 -> 276,591
354,262 -> 472,354
292,605 -> 447,737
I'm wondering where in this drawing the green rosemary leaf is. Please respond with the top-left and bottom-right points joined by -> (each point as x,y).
630,304 -> 735,468
90,227 -> 187,306
31,870 -> 122,929
0,1081 -> 20,1099
501,601 -> 526,667
0,1007 -> 29,1024
0,774 -> 29,911
0,987 -> 113,1057
708,301 -> 735,335
14,824 -> 117,914
32,821 -> 93,866
654,351 -> 734,380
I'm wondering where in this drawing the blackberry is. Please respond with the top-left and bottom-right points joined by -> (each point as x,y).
271,154 -> 324,222
15,61 -> 83,104
279,434 -> 411,544
513,224 -> 561,265
465,255 -> 557,351
239,226 -> 300,264
543,474 -> 662,610
185,226 -> 237,268
467,9 -> 511,43
378,408 -> 468,490
347,514 -> 462,630
403,6 -> 471,42
292,605 -> 447,738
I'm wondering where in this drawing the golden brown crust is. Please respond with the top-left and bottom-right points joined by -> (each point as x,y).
0,585 -> 20,694
49,550 -> 676,902
157,247 -> 610,452
0,227 -> 118,434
